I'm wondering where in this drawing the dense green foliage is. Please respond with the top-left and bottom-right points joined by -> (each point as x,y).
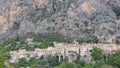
116,39 -> 120,44
91,47 -> 103,61
0,50 -> 6,68
55,62 -> 77,68
0,43 -> 15,68
108,50 -> 120,68
32,33 -> 73,43
0,35 -> 54,51
113,7 -> 120,18
47,55 -> 60,67
14,55 -> 60,68
55,60 -> 115,68
77,35 -> 98,44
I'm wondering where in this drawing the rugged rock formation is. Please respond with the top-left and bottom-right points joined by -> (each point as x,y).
0,0 -> 120,41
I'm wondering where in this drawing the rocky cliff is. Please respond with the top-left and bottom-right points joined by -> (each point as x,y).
0,0 -> 120,41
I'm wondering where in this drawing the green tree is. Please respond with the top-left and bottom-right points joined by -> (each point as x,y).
94,60 -> 105,68
82,63 -> 93,68
74,60 -> 86,67
91,35 -> 98,44
15,58 -> 27,67
48,55 -> 60,67
29,58 -> 48,68
91,47 -> 103,61
116,39 -> 120,44
113,7 -> 120,17
55,62 -> 77,68
100,64 -> 116,68
0,50 -> 7,68
108,50 -> 120,68
0,56 -> 6,68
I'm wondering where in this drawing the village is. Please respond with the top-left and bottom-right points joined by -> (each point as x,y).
9,40 -> 120,63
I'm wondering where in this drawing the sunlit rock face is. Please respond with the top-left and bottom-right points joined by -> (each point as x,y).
0,0 -> 120,40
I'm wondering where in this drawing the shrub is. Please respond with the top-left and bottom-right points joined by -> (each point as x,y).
113,7 -> 120,18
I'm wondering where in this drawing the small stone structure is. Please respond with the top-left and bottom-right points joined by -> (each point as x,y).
9,41 -> 120,63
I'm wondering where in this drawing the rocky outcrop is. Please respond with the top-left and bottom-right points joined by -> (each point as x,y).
0,0 -> 120,40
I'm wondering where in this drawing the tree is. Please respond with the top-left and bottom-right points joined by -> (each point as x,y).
91,35 -> 98,44
55,62 -> 77,68
101,64 -> 116,68
82,63 -> 93,68
0,56 -> 6,68
91,47 -> 103,61
29,58 -> 48,68
48,55 -> 60,67
108,50 -> 120,68
94,60 -> 105,68
116,39 -> 120,44
113,7 -> 120,17
74,60 -> 86,67
16,58 -> 27,67
0,50 -> 7,68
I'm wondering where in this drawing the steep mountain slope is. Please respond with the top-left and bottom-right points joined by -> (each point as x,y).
0,0 -> 120,41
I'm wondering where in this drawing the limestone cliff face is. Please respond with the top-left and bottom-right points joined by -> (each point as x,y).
0,0 -> 120,40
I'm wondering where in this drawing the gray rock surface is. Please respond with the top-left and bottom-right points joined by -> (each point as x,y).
0,0 -> 120,40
